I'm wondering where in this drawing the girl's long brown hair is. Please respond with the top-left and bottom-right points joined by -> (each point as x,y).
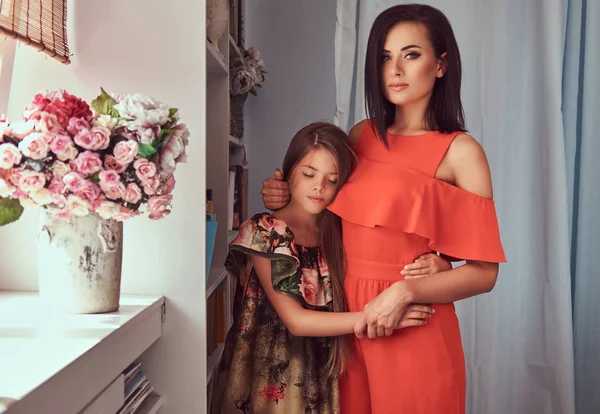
281,122 -> 357,377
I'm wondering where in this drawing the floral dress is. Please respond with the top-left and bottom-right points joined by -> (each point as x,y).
210,213 -> 339,414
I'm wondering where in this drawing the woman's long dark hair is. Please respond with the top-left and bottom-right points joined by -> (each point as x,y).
281,122 -> 357,378
364,4 -> 466,147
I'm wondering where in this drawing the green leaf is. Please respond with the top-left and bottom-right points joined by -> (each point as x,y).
0,197 -> 24,226
138,142 -> 157,158
249,88 -> 257,96
159,128 -> 174,139
91,87 -> 119,116
169,108 -> 178,118
88,171 -> 100,184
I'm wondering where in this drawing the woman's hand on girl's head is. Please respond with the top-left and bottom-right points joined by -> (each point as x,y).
401,253 -> 452,279
261,169 -> 290,210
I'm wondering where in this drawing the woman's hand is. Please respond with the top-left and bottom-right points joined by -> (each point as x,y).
354,281 -> 415,339
401,253 -> 452,279
261,169 -> 290,210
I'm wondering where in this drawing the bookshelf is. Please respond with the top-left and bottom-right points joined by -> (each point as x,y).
205,1 -> 247,410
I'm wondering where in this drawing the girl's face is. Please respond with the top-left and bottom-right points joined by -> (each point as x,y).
381,22 -> 446,107
289,147 -> 339,215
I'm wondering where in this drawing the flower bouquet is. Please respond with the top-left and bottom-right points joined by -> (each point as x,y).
0,88 -> 189,313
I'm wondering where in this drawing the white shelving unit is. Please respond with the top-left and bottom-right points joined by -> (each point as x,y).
205,8 -> 248,412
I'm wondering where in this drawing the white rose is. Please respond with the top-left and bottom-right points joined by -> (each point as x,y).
30,188 -> 53,205
96,200 -> 121,219
93,114 -> 118,130
66,195 -> 90,216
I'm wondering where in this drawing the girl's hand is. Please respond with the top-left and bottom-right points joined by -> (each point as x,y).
395,304 -> 434,329
401,253 -> 452,279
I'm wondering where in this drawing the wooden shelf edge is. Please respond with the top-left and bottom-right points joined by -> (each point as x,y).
228,135 -> 243,147
228,34 -> 244,64
206,267 -> 228,299
206,343 -> 225,383
135,392 -> 163,414
207,40 -> 228,76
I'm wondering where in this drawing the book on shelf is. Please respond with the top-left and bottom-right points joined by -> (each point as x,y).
118,362 -> 156,414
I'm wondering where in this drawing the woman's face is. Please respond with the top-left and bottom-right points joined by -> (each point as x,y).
381,22 -> 446,107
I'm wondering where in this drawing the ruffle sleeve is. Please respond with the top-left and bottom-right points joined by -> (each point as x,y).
327,158 -> 507,263
226,213 -> 309,301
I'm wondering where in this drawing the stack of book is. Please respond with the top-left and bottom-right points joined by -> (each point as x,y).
117,362 -> 156,414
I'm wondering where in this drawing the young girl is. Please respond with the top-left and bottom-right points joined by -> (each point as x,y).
261,5 -> 507,414
210,122 -> 452,414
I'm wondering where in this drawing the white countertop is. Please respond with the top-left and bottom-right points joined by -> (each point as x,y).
0,291 -> 164,414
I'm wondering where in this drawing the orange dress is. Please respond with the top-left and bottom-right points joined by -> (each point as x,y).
327,123 -> 506,414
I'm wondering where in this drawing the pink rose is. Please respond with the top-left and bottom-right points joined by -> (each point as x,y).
159,174 -> 176,195
56,143 -> 78,161
147,194 -> 171,220
18,170 -> 46,194
258,215 -> 275,232
99,170 -> 121,184
96,201 -> 121,220
299,268 -> 320,305
113,206 -> 140,222
74,129 -> 94,150
76,180 -> 101,204
133,158 -> 157,181
104,155 -> 127,173
51,161 -> 71,179
18,133 -> 49,160
0,143 -> 22,169
43,105 -> 69,129
50,133 -> 73,156
124,183 -> 142,204
7,167 -> 24,187
89,126 -> 111,150
99,172 -> 126,200
142,175 -> 160,196
48,177 -> 66,194
29,111 -> 61,135
67,117 -> 90,135
63,172 -> 86,192
113,140 -> 138,165
74,151 -> 102,175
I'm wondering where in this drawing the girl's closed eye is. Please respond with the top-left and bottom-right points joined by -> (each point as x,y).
303,172 -> 315,178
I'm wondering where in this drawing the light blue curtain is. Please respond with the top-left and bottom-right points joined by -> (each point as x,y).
563,0 -> 600,412
335,1 -> 576,412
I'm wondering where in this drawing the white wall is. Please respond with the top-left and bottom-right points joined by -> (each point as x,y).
0,0 -> 208,411
245,0 -> 337,213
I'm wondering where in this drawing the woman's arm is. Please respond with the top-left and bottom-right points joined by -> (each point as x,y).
252,255 -> 432,337
354,134 -> 499,338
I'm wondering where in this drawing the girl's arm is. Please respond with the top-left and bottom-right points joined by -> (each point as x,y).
251,255 -> 432,337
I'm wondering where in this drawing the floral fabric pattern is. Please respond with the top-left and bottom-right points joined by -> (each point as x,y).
210,213 -> 339,414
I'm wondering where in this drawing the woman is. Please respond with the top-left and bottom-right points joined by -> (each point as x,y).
261,4 -> 506,414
